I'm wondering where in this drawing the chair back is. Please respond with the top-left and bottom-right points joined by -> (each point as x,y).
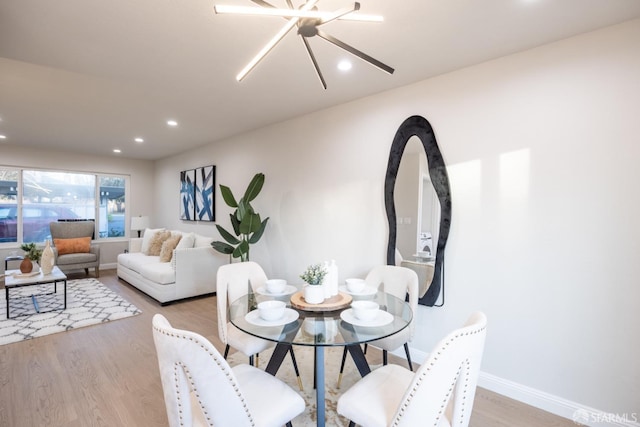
365,265 -> 419,337
50,220 -> 95,240
216,261 -> 268,345
392,312 -> 488,427
152,314 -> 256,427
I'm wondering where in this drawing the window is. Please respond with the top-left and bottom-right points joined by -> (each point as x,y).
0,168 -> 128,244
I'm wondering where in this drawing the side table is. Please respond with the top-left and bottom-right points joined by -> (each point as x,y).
5,255 -> 24,271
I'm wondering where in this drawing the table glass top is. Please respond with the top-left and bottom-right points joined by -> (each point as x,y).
229,289 -> 412,347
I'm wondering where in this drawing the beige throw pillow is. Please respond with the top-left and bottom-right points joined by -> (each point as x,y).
159,234 -> 182,263
147,230 -> 171,256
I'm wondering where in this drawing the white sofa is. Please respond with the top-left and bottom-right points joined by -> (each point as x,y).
117,229 -> 227,304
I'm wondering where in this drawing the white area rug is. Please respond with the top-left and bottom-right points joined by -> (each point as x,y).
228,346 -> 377,426
0,277 -> 141,345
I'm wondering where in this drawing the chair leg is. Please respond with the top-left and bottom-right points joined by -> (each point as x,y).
348,422 -> 356,427
95,267 -> 100,278
404,342 -> 413,371
223,344 -> 230,359
256,353 -> 259,368
286,422 -> 293,427
383,349 -> 388,365
363,343 -> 368,354
288,347 -> 304,391
84,268 -> 89,276
249,354 -> 255,366
337,347 -> 348,389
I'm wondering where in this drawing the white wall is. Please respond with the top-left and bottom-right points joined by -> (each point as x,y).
154,20 -> 640,421
0,144 -> 155,266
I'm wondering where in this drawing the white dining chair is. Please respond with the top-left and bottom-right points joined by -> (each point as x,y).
337,311 -> 487,427
152,314 -> 305,427
217,261 -> 303,389
338,265 -> 419,388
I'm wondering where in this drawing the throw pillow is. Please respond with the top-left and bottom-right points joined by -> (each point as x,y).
141,228 -> 165,255
176,232 -> 195,249
147,230 -> 171,256
54,237 -> 91,255
159,234 -> 182,263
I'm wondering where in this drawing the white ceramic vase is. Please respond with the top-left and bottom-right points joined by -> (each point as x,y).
304,284 -> 325,304
40,239 -> 55,275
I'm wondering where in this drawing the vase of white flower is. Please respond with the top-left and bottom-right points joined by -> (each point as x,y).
300,263 -> 327,304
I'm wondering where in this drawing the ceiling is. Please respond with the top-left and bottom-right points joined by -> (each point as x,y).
1,0 -> 639,161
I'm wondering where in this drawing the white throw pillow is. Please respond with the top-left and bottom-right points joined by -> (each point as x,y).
194,234 -> 213,248
141,228 -> 165,255
176,232 -> 196,249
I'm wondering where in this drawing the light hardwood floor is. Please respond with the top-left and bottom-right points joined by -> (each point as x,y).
0,269 -> 576,426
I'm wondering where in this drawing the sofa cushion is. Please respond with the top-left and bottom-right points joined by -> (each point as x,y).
118,252 -> 160,273
138,262 -> 176,285
54,237 -> 91,255
141,228 -> 165,254
176,232 -> 195,249
147,230 -> 171,256
159,234 -> 182,262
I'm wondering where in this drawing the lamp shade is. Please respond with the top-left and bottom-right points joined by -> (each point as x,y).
131,216 -> 149,232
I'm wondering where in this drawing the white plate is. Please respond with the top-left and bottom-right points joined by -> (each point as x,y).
256,285 -> 297,296
340,309 -> 394,327
338,285 -> 377,296
245,308 -> 300,327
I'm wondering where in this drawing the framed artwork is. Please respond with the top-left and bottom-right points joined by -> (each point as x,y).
195,165 -> 215,221
179,169 -> 196,221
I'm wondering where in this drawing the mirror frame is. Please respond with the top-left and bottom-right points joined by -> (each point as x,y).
385,115 -> 452,306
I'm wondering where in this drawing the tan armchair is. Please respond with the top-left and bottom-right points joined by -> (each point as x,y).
49,221 -> 100,277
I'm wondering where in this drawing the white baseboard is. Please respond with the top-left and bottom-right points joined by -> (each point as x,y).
392,347 -> 639,427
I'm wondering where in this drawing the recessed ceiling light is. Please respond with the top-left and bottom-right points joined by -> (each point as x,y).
0,135 -> 6,140
113,149 -> 122,154
134,137 -> 144,143
167,120 -> 178,127
338,60 -> 352,71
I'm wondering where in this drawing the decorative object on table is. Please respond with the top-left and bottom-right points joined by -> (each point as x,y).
211,172 -> 269,261
130,215 -> 149,238
300,262 -> 328,304
322,259 -> 339,298
290,291 -> 352,312
179,169 -> 196,220
19,242 -> 42,273
195,165 -> 215,221
40,239 -> 55,275
0,277 -> 141,345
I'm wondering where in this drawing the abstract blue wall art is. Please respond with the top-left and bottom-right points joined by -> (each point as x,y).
180,169 -> 196,221
195,165 -> 215,221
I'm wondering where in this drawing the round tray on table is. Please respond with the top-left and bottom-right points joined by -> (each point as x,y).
290,291 -> 352,312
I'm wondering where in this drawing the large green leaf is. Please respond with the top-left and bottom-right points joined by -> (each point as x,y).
237,197 -> 248,221
229,213 -> 241,236
233,239 -> 250,259
211,241 -> 234,255
244,173 -> 265,202
220,185 -> 238,208
248,218 -> 269,244
216,224 -> 240,245
239,212 -> 261,235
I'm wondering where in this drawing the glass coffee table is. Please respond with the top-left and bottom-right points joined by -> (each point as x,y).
4,266 -> 67,318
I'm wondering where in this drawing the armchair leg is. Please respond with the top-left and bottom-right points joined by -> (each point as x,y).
84,268 -> 89,276
383,350 -> 388,365
223,344 -> 230,359
95,267 -> 100,278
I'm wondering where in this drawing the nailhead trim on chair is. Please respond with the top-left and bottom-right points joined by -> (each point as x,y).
153,326 -> 256,426
391,324 -> 487,427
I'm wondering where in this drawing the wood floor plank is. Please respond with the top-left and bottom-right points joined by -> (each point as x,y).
0,269 -> 576,427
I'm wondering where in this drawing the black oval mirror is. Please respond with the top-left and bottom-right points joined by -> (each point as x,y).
385,115 -> 451,306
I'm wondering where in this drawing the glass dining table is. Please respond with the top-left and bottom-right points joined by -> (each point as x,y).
228,286 -> 412,427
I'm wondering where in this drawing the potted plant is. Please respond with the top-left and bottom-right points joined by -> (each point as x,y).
211,173 -> 269,262
19,242 -> 43,273
300,263 -> 327,304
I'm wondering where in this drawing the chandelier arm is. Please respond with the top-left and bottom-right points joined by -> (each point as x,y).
237,0 -> 321,81
319,2 -> 360,25
250,0 -> 278,8
300,36 -> 327,89
316,29 -> 394,74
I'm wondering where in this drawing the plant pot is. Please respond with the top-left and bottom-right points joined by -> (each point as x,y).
303,284 -> 325,304
20,258 -> 33,274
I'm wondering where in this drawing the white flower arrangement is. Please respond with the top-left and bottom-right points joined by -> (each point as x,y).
300,263 -> 327,286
